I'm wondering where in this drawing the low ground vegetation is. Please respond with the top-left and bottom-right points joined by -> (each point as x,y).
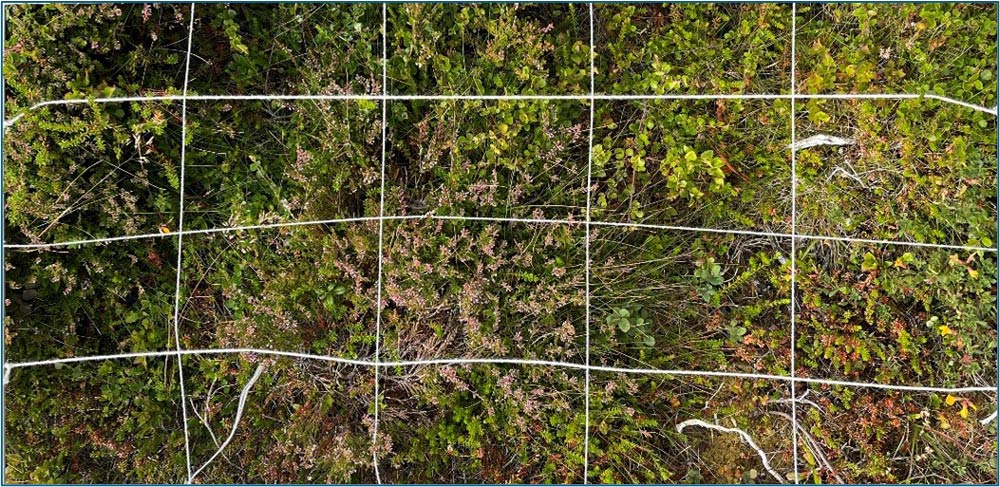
3,3 -> 998,484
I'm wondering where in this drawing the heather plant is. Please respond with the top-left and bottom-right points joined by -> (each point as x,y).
385,99 -> 589,220
3,4 -> 193,108
178,223 -> 380,358
379,219 -> 585,362
183,99 -> 382,230
182,355 -> 376,483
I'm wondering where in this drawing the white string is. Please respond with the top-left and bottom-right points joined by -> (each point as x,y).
3,93 -> 996,129
789,6 -> 801,483
6,214 -> 995,253
174,5 -> 196,482
675,419 -> 785,483
188,363 -> 265,483
583,4 -> 594,483
372,4 -> 387,483
4,348 -> 995,394
2,215 -> 424,250
981,409 -> 998,425
5,231 -> 168,249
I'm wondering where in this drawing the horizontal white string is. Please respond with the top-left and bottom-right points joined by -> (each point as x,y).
5,214 -> 995,253
3,347 -> 995,394
3,215 -> 416,249
3,92 -> 995,127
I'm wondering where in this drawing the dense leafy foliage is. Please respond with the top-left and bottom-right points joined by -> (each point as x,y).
5,360 -> 188,483
593,99 -> 791,230
797,3 -> 998,106
596,3 -> 791,94
3,3 -> 997,484
387,4 -> 589,95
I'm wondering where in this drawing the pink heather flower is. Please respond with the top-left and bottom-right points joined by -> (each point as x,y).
439,366 -> 469,392
524,399 -> 539,415
498,370 -> 516,394
557,320 -> 575,343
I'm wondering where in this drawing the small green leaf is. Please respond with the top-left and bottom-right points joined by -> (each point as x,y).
861,252 -> 879,272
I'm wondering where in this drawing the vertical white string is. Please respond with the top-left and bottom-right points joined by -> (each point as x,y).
789,4 -> 801,484
174,3 -> 196,483
372,3 -> 388,484
583,3 -> 595,483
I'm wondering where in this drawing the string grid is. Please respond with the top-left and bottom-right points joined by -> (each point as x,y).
1,3 -> 998,484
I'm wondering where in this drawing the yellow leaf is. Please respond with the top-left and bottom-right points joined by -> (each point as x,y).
803,449 -> 816,467
938,325 -> 953,337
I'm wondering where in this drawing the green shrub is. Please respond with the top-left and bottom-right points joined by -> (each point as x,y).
797,3 -> 998,105
596,4 -> 791,94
